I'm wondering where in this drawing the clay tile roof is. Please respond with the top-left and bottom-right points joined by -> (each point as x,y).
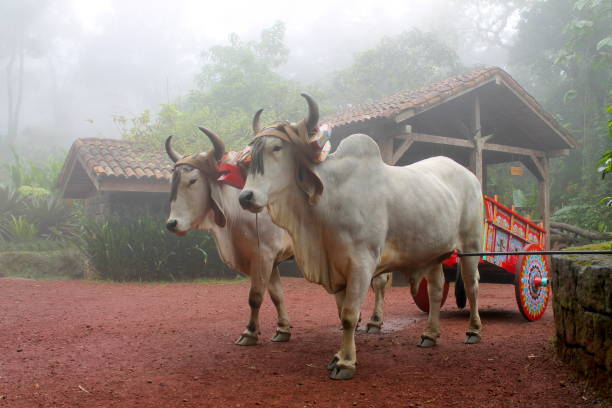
326,67 -> 574,147
63,138 -> 173,183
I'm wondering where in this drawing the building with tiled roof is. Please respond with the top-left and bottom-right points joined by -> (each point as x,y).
58,138 -> 173,217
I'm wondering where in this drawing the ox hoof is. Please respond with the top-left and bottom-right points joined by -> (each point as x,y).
330,365 -> 355,380
464,333 -> 481,344
365,323 -> 382,334
326,356 -> 339,371
235,334 -> 258,346
417,336 -> 437,348
271,331 -> 291,342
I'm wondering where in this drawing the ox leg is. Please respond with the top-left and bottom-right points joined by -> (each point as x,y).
460,255 -> 482,344
329,265 -> 372,380
334,289 -> 346,320
235,272 -> 267,346
327,288 -> 347,370
418,264 -> 444,348
268,265 -> 292,342
366,273 -> 389,334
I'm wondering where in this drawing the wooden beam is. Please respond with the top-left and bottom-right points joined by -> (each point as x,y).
391,135 -> 415,164
395,132 -> 474,148
546,149 -> 570,158
537,157 -> 550,249
483,142 -> 546,158
528,155 -> 546,181
391,132 -> 548,160
99,178 -> 170,193
394,108 -> 416,123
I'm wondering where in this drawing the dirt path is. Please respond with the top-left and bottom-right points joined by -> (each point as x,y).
0,278 -> 607,408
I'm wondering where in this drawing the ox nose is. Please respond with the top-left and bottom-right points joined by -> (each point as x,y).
239,190 -> 254,209
166,219 -> 178,232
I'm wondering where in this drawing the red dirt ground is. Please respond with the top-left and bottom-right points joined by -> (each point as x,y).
0,277 -> 608,408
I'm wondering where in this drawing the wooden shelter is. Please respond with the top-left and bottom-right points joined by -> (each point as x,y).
327,67 -> 577,249
58,138 -> 172,217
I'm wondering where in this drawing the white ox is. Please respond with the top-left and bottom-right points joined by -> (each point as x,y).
165,126 -> 390,346
239,94 -> 483,380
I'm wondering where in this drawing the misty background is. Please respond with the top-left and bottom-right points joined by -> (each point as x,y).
0,0 -> 519,151
1,0 -> 610,232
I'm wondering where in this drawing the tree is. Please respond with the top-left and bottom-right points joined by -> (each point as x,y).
0,0 -> 50,145
116,22 -> 324,154
510,0 -> 612,231
328,29 -> 464,106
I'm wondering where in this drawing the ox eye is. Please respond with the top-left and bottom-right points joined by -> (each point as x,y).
272,145 -> 282,152
189,179 -> 197,186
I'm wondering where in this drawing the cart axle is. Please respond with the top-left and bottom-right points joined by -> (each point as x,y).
458,250 -> 612,257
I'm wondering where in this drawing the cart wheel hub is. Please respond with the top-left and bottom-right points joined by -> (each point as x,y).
533,276 -> 548,288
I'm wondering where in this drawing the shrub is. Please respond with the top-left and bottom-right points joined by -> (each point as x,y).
6,216 -> 38,241
75,215 -> 232,281
23,194 -> 79,240
552,202 -> 612,232
0,187 -> 78,242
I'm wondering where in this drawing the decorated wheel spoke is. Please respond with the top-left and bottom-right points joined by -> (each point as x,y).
514,244 -> 550,321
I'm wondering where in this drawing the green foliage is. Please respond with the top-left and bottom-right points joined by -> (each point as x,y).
74,215 -> 232,282
597,104 -> 612,179
0,146 -> 76,242
485,163 -> 539,217
0,186 -> 78,241
17,185 -> 51,198
330,29 -> 464,104
116,22 -> 324,155
511,0 -> 612,230
552,201 -> 611,232
23,194 -> 79,239
1,148 -> 65,192
6,215 -> 38,241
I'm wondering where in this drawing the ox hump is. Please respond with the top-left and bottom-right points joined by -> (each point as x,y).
334,134 -> 382,162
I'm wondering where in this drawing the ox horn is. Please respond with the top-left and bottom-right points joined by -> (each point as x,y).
165,135 -> 182,163
301,93 -> 319,135
198,126 -> 226,161
252,108 -> 263,135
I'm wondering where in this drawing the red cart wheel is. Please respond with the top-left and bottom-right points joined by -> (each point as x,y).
413,279 -> 450,312
514,244 -> 550,321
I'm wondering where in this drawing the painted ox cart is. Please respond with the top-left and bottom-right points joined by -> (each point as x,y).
413,194 -> 551,321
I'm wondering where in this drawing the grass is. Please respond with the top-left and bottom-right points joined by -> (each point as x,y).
565,241 -> 612,251
561,241 -> 612,265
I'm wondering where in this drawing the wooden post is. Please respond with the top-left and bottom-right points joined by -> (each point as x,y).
538,157 -> 550,249
469,95 -> 484,184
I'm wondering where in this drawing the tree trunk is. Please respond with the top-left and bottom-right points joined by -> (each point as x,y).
6,43 -> 16,143
550,221 -> 612,241
5,28 -> 25,145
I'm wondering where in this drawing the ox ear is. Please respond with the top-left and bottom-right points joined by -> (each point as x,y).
208,181 -> 227,227
296,162 -> 323,205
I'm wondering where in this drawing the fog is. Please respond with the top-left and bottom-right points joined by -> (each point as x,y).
0,0 -> 518,154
